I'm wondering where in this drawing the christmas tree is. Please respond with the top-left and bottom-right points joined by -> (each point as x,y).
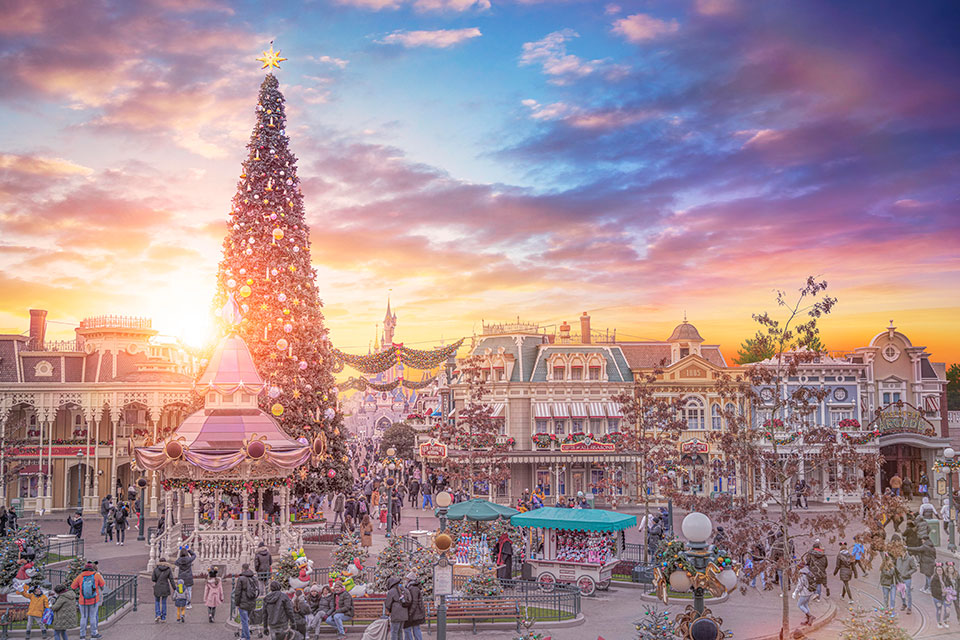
212,47 -> 349,492
841,607 -> 911,640
406,545 -> 439,598
634,606 -> 674,640
0,524 -> 46,590
372,536 -> 407,593
463,561 -> 503,597
332,531 -> 368,574
274,552 -> 299,589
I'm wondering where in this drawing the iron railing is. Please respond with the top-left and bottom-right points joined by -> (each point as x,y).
40,536 -> 84,563
41,569 -> 138,620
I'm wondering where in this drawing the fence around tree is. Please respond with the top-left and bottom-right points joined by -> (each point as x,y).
42,568 -> 138,622
40,535 -> 84,564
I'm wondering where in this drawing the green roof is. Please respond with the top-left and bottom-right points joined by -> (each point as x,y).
444,498 -> 519,522
510,507 -> 637,532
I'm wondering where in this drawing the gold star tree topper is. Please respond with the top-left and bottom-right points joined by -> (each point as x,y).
257,42 -> 288,70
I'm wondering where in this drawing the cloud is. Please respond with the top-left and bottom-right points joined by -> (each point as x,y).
612,13 -> 679,42
309,55 -> 349,69
0,153 -> 93,177
694,0 -> 736,16
336,0 -> 489,11
377,28 -> 482,48
519,30 -> 605,84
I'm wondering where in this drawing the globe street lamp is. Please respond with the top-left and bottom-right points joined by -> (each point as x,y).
385,447 -> 398,538
434,490 -> 454,640
137,475 -> 148,541
945,447 -> 956,553
75,451 -> 84,509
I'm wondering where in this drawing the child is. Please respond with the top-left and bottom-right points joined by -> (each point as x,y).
174,579 -> 188,622
21,584 -> 49,639
203,568 -> 223,623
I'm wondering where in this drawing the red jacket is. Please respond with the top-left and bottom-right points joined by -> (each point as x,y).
71,570 -> 106,605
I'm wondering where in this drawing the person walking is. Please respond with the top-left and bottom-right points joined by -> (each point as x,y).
332,492 -> 345,528
852,535 -> 869,577
889,474 -> 902,497
203,568 -> 224,623
173,580 -> 188,623
794,479 -> 808,509
151,556 -> 176,623
384,576 -> 411,640
233,564 -> 259,640
906,535 -> 936,593
902,476 -> 914,501
263,581 -> 294,640
408,477 -> 420,508
99,495 -> 112,536
879,554 -> 898,611
792,566 -> 816,626
833,542 -> 857,604
403,573 -> 425,640
50,584 -> 78,640
421,483 -> 433,510
931,563 -> 951,629
803,540 -> 830,599
946,562 -> 960,623
70,561 -> 105,640
175,546 -> 196,608
103,506 -> 114,544
893,542 -> 918,615
360,514 -> 373,549
114,503 -> 128,546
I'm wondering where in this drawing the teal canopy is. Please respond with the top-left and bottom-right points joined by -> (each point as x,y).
510,507 -> 637,532
443,498 -> 519,522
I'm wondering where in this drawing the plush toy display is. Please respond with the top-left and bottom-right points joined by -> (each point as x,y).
331,557 -> 367,597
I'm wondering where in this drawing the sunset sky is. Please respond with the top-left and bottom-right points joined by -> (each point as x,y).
1,0 -> 958,364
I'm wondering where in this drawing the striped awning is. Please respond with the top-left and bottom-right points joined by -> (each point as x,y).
491,403 -> 505,418
569,403 -> 588,418
534,403 -> 552,419
606,402 -> 623,417
925,395 -> 941,412
552,403 -> 570,418
587,403 -> 607,418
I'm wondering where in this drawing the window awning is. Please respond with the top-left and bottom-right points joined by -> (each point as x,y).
448,407 -> 458,418
925,395 -> 941,412
534,403 -> 552,419
569,402 -> 588,418
606,402 -> 623,418
587,403 -> 607,418
551,403 -> 569,418
491,403 -> 505,418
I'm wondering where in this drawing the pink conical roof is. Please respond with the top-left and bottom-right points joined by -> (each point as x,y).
196,333 -> 266,395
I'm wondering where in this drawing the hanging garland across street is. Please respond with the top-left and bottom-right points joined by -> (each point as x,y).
341,375 -> 438,392
160,477 -> 293,492
332,339 -> 463,374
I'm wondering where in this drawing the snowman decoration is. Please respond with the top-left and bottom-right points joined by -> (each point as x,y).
288,548 -> 313,590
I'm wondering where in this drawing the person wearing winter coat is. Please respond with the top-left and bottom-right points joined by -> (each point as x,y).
879,554 -> 898,610
50,584 -> 78,640
946,562 -> 960,623
332,492 -> 346,527
833,542 -> 858,602
203,568 -> 224,623
70,561 -> 105,640
894,549 -> 918,614
906,536 -> 937,593
254,542 -> 273,582
114,504 -> 128,546
384,576 -> 411,640
174,547 -> 196,607
151,557 -> 176,622
916,516 -> 931,541
903,521 -> 920,549
289,590 -> 309,639
67,511 -> 83,539
20,584 -> 49,640
792,566 -> 816,626
233,564 -> 259,640
931,564 -> 952,629
403,573 -> 425,640
802,540 -> 829,598
919,496 -> 938,519
360,515 -> 373,548
322,581 -> 353,640
263,581 -> 294,640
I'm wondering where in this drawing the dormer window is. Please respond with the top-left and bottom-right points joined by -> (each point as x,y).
588,366 -> 600,380
680,347 -> 689,358
553,366 -> 565,381
570,366 -> 583,380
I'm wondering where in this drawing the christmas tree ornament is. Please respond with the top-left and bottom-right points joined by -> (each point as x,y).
327,469 -> 336,478
256,42 -> 288,70
271,403 -> 284,416
268,386 -> 281,398
273,228 -> 284,241
227,279 -> 237,289
239,285 -> 252,297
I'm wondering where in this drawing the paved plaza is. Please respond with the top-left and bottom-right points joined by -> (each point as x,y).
27,500 -> 960,640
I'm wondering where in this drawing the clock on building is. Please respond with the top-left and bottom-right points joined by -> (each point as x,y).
760,388 -> 775,402
833,388 -> 848,402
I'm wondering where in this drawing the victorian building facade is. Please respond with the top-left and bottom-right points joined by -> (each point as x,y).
0,309 -> 196,514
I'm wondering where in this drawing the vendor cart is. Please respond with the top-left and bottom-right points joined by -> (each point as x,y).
510,506 -> 636,596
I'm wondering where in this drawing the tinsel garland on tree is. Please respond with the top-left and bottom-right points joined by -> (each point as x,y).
331,532 -> 369,574
211,71 -> 349,494
372,536 -> 407,593
463,561 -> 503,597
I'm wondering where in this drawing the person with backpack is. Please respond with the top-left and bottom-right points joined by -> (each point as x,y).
99,496 -> 112,536
114,504 -> 128,546
263,581 -> 294,640
403,572 -> 425,640
384,576 -> 411,640
50,583 -> 78,640
791,565 -> 816,626
173,580 -> 188,623
175,546 -> 196,607
254,541 -> 273,586
70,561 -> 105,640
151,556 -> 176,622
233,564 -> 259,640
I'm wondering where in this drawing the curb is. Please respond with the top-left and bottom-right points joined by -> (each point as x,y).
225,613 -> 586,634
636,590 -> 729,605
0,603 -> 136,637
739,600 -> 837,640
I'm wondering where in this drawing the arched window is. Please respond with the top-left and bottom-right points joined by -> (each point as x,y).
711,404 -> 722,430
683,397 -> 705,430
724,402 -> 736,428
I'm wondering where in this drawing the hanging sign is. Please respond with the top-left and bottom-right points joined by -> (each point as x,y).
419,441 -> 448,459
559,441 -> 616,453
433,560 -> 453,596
680,439 -> 709,454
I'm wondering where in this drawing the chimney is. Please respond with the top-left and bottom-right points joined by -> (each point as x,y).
29,309 -> 47,350
559,320 -> 571,344
580,312 -> 591,344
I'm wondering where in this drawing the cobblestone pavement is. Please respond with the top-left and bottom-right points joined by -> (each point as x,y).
28,501 -> 960,640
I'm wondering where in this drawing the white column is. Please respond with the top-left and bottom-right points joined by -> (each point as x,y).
109,407 -> 119,496
35,409 -> 46,515
149,408 -> 160,515
0,400 -> 9,508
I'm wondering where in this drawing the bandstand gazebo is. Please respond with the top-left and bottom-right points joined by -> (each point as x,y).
135,301 -> 312,572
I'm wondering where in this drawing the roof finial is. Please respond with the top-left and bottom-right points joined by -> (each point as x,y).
683,310 -> 687,323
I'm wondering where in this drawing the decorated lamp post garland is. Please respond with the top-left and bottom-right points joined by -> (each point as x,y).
160,477 -> 293,492
332,340 -> 463,375
841,428 -> 880,445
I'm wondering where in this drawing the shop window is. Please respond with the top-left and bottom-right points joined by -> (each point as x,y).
588,367 -> 601,380
571,419 -> 583,432
607,418 -> 621,433
19,476 -> 38,499
590,419 -> 604,433
535,419 -> 549,432
554,419 -> 566,435
535,469 -> 552,496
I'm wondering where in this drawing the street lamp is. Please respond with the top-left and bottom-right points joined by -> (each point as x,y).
385,447 -> 397,538
434,491 -> 453,640
75,451 -> 84,509
137,476 -> 148,541
945,447 -> 956,553
660,512 -> 738,618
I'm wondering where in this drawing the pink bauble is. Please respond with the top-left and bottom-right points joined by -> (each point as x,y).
327,469 -> 336,478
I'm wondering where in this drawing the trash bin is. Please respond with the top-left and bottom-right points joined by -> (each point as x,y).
927,519 -> 941,546
632,564 -> 655,584
521,562 -> 535,581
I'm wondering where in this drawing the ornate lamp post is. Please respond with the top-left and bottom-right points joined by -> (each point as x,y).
75,451 -> 84,509
943,447 -> 956,553
137,475 -> 148,541
385,447 -> 397,538
434,490 -> 453,640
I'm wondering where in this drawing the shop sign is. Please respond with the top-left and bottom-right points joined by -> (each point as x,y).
8,446 -> 97,457
419,441 -> 448,458
559,441 -> 616,453
680,439 -> 709,454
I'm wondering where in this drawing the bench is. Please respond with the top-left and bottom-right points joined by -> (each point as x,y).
0,603 -> 28,640
435,598 -> 520,634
